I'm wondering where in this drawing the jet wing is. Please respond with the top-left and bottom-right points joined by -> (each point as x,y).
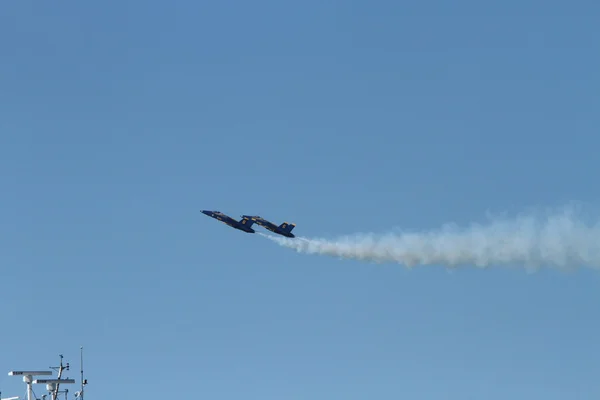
245,216 -> 278,230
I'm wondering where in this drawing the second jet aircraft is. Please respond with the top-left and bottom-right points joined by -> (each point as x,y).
241,215 -> 297,238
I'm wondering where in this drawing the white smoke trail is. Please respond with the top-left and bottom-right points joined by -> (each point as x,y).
259,205 -> 600,270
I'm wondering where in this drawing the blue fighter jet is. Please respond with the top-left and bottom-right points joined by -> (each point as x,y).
241,215 -> 296,238
201,210 -> 256,233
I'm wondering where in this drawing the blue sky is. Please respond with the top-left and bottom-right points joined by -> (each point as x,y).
1,0 -> 599,398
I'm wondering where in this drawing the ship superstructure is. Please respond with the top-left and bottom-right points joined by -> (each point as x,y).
5,349 -> 87,400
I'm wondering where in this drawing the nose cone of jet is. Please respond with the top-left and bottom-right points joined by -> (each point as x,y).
201,210 -> 211,215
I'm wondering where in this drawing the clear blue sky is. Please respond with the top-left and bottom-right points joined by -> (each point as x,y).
2,1 -> 599,398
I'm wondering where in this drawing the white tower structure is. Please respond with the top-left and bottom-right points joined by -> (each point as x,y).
8,352 -> 87,400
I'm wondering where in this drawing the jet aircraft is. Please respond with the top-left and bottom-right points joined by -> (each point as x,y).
201,210 -> 256,233
242,215 -> 296,238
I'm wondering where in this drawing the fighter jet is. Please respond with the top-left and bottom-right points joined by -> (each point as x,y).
201,210 -> 256,233
241,215 -> 296,238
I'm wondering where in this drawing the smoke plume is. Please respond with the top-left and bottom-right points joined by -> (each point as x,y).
260,205 -> 600,270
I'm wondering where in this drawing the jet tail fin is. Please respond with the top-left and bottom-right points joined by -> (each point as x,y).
240,217 -> 255,227
279,222 -> 296,233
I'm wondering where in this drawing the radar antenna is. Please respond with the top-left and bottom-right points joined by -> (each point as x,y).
8,369 -> 52,400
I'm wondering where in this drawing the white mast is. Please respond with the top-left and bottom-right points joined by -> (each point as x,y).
35,355 -> 75,400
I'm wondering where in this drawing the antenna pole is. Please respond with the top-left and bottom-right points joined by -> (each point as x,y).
79,348 -> 83,400
52,356 -> 63,400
